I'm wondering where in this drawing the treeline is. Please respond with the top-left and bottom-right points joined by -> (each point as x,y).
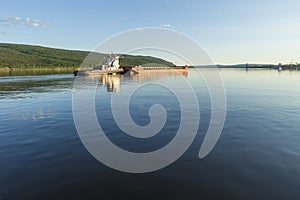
0,43 -> 89,68
0,43 -> 174,68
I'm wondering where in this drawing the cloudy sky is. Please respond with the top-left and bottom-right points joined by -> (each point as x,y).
1,0 -> 300,64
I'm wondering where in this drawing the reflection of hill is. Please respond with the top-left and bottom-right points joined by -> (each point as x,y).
0,76 -> 73,99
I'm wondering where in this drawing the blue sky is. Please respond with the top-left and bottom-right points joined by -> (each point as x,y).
1,0 -> 299,64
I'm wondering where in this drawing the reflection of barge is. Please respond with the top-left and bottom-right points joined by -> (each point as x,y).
83,69 -> 188,93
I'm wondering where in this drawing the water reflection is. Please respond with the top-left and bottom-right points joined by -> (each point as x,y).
129,70 -> 188,82
100,74 -> 122,93
0,75 -> 73,99
96,71 -> 188,93
13,108 -> 55,120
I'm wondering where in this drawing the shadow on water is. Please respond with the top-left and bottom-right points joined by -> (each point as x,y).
0,75 -> 74,99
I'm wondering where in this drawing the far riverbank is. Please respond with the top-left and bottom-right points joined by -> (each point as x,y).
0,67 -> 77,76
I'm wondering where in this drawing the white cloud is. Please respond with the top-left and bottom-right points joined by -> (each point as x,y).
160,24 -> 171,28
1,16 -> 48,28
14,17 -> 22,21
30,23 -> 40,27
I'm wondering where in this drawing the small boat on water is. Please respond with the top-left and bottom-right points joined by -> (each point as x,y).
272,65 -> 283,71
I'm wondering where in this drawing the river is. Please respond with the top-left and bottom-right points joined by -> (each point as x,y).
1,69 -> 300,199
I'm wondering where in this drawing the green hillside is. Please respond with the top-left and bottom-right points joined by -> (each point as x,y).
0,43 -> 174,68
120,55 -> 174,67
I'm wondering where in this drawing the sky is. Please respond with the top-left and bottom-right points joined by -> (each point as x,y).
0,0 -> 300,64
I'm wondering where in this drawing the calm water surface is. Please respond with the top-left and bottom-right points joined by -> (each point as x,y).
1,69 -> 300,199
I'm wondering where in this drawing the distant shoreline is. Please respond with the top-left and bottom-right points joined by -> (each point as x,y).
195,64 -> 299,70
0,67 -> 76,76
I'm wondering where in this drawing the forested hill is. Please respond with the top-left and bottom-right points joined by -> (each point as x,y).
0,43 -> 174,68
